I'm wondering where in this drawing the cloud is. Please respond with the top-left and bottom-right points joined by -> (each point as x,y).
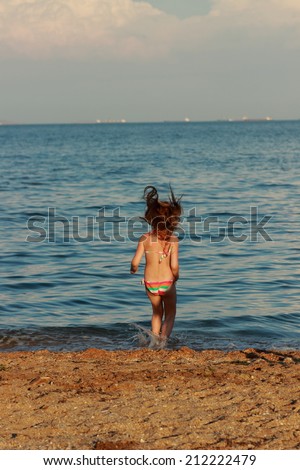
176,0 -> 300,55
0,0 -> 299,59
210,0 -> 300,29
0,0 -> 178,58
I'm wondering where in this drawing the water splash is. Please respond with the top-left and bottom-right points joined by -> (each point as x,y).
130,323 -> 182,350
130,323 -> 164,349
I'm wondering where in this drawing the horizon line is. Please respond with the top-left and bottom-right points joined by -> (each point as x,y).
1,117 -> 300,126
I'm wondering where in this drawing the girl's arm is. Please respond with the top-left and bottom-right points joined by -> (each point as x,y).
170,237 -> 179,281
130,236 -> 145,274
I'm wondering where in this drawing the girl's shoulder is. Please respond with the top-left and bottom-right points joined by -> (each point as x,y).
169,234 -> 179,244
139,232 -> 152,243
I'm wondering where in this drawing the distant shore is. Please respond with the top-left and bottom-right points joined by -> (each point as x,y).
1,118 -> 300,126
0,348 -> 299,450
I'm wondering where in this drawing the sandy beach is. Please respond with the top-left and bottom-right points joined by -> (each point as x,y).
0,347 -> 299,450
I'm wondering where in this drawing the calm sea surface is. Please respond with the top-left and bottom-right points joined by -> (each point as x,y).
0,121 -> 300,351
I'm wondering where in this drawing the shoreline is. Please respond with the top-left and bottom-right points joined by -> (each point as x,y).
0,347 -> 299,450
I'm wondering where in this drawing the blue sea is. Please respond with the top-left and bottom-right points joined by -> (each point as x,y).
0,121 -> 300,351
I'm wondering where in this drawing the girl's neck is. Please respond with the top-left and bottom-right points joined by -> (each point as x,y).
150,229 -> 171,241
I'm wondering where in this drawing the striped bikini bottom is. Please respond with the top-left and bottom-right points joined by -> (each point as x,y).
143,279 -> 174,296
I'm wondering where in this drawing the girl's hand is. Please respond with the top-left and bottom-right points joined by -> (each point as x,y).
130,264 -> 137,274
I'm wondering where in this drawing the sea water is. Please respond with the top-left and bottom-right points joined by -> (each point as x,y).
0,121 -> 299,351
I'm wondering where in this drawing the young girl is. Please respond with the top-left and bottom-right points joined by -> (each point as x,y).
130,186 -> 182,342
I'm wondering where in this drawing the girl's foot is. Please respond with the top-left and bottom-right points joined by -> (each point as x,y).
149,333 -> 168,350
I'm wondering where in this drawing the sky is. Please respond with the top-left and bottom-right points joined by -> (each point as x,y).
0,0 -> 300,123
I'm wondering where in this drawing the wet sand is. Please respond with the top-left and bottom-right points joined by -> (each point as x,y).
0,347 -> 299,450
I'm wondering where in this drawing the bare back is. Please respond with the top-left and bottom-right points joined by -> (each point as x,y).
143,233 -> 179,281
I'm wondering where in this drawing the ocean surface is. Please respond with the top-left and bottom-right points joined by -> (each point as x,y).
0,121 -> 300,351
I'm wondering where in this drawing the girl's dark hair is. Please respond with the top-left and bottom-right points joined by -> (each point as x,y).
143,185 -> 182,239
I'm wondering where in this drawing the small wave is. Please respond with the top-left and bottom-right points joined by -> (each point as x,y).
0,316 -> 299,353
4,281 -> 56,290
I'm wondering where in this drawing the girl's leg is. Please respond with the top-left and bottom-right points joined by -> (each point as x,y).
161,284 -> 177,338
146,290 -> 164,335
